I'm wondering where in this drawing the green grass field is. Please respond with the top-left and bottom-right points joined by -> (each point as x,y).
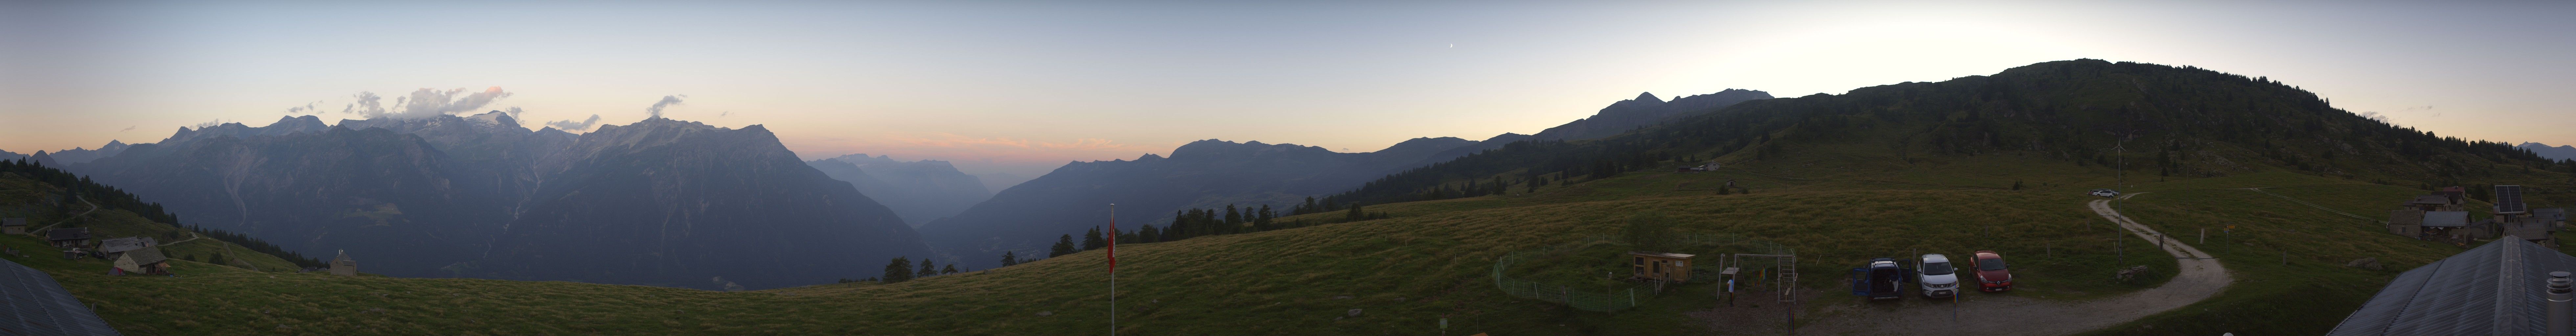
9,142 -> 2568,335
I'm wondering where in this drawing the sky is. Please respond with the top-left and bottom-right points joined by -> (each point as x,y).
4,0 -> 2571,178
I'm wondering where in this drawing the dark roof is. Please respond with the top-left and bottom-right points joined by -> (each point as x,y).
0,258 -> 124,335
0,218 -> 23,227
2408,195 -> 2454,205
97,237 -> 154,254
119,248 -> 167,266
2422,211 -> 2472,227
2328,237 -> 2576,336
44,228 -> 88,241
2389,210 -> 2425,226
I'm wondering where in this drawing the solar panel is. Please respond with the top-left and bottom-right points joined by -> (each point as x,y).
2494,185 -> 2527,214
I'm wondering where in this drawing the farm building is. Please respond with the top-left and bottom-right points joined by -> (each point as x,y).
330,250 -> 357,276
0,218 -> 24,235
2327,236 -> 2576,336
2420,211 -> 2474,242
0,259 -> 124,335
45,227 -> 90,248
111,247 -> 170,275
1629,251 -> 1696,283
2536,208 -> 2567,228
2386,210 -> 2425,237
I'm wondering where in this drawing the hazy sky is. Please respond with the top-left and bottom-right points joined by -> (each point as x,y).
4,1 -> 2570,177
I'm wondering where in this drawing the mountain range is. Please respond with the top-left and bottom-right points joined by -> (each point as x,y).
807,154 -> 994,226
59,112 -> 927,290
915,89 -> 1769,268
2522,142 -> 2576,161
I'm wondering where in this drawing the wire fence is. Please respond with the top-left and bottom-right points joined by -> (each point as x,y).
1491,232 -> 1791,312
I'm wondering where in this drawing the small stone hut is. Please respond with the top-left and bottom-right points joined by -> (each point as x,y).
112,247 -> 170,275
0,218 -> 25,235
330,250 -> 357,276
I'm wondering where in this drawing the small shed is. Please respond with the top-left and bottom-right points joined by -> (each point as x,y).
1,218 -> 25,235
2386,210 -> 2425,237
1628,251 -> 1697,283
45,228 -> 91,248
111,247 -> 170,275
329,250 -> 357,276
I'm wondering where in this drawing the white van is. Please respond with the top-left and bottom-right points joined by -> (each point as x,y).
1919,254 -> 1960,298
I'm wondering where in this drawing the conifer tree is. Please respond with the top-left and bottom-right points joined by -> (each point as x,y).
1049,234 -> 1078,257
1082,226 -> 1105,251
882,257 -> 914,283
1000,251 -> 1018,266
918,260 -> 937,278
941,264 -> 958,274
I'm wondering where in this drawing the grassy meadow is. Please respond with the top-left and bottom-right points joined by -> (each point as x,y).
8,140 -> 2567,335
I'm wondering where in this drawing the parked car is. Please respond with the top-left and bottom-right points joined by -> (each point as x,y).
1849,257 -> 1915,300
2089,189 -> 2121,198
1918,254 -> 1960,298
1970,250 -> 2012,292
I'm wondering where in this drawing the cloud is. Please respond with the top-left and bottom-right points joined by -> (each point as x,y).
503,107 -> 525,118
718,111 -> 731,117
192,119 -> 229,129
546,114 -> 604,131
645,94 -> 686,118
283,100 -> 321,115
340,92 -> 386,116
375,87 -> 513,119
119,126 -> 135,132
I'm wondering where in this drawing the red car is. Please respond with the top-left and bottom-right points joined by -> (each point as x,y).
1970,250 -> 2012,292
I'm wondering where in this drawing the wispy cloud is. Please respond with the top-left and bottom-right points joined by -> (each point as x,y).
646,95 -> 685,118
546,114 -> 604,132
119,126 -> 135,132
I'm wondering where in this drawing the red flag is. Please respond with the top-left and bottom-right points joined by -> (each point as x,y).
1107,205 -> 1117,272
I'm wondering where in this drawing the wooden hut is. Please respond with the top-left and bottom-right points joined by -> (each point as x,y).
330,250 -> 357,276
0,218 -> 25,235
1628,251 -> 1697,283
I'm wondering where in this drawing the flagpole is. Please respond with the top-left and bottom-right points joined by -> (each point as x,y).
1109,203 -> 1117,336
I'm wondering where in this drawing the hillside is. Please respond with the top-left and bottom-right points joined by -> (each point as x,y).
916,137 -> 1482,269
0,159 -> 314,273
1319,59 -> 2575,211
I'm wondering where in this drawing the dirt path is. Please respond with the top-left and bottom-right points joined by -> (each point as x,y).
23,195 -> 96,236
1721,193 -> 2233,336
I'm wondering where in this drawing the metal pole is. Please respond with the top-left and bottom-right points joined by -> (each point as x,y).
1110,204 -> 1116,336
